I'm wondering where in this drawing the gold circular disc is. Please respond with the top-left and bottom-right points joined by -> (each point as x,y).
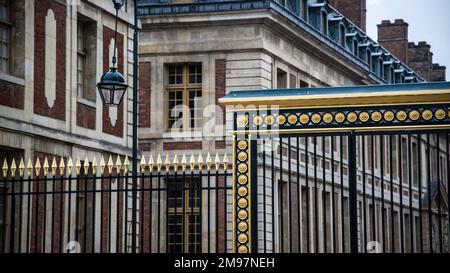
299,114 -> 310,124
237,175 -> 248,185
287,114 -> 298,125
237,163 -> 248,174
238,186 -> 248,197
237,245 -> 248,253
323,113 -> 333,124
238,234 -> 248,244
265,115 -> 274,125
238,222 -> 248,232
422,110 -> 433,120
359,112 -> 369,122
237,151 -> 248,162
238,198 -> 248,208
236,115 -> 248,128
347,112 -> 357,123
311,114 -> 321,124
237,140 -> 248,150
409,110 -> 420,121
396,110 -> 407,121
335,113 -> 345,123
253,115 -> 263,126
435,109 -> 446,120
276,115 -> 286,125
383,111 -> 394,122
371,111 -> 382,122
238,209 -> 248,220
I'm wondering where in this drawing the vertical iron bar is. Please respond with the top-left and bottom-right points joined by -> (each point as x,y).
389,135 -> 394,253
207,168 -> 211,253
426,134 -> 432,253
67,174 -> 72,253
165,170 -> 169,252
331,136 -> 336,253
279,138 -> 284,253
26,174 -> 31,253
408,134 -> 414,253
348,131 -> 358,254
83,173 -> 88,253
215,168 -> 219,253
108,174 -> 112,253
43,175 -> 47,253
59,174 -> 64,253
305,137 -> 310,253
288,137 -> 293,253
380,135 -> 386,253
92,176 -> 96,253
19,173 -> 24,253
263,139 -> 267,253
447,133 -> 450,254
340,136 -> 344,253
418,134 -> 423,252
399,135 -> 404,253
322,136 -> 327,253
124,172 -> 129,252
362,136 -> 367,253
436,133 -> 443,253
9,177 -> 15,253
371,135 -> 376,244
51,175 -> 55,253
271,139 -> 275,252
140,171 -> 145,253
296,137 -> 301,253
313,136 -> 318,253
100,174 -> 104,253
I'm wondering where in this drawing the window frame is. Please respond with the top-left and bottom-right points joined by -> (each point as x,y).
0,0 -> 12,75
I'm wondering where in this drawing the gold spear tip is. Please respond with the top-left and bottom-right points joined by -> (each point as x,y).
140,154 -> 147,173
181,153 -> 187,171
206,152 -> 212,171
10,158 -> 17,177
214,153 -> 221,171
19,158 -> 25,177
43,157 -> 49,176
2,158 -> 8,177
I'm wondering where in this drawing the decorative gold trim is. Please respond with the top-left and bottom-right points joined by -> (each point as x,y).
299,114 -> 310,124
323,113 -> 333,124
276,115 -> 286,125
359,112 -> 369,122
253,115 -> 263,126
371,111 -> 382,122
409,110 -> 420,121
347,112 -> 357,123
422,110 -> 433,120
396,110 -> 407,121
435,109 -> 446,120
264,115 -> 274,125
335,112 -> 345,123
287,114 -> 298,125
384,111 -> 394,122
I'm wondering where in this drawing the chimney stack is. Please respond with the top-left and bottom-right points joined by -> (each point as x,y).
328,0 -> 367,31
377,19 -> 409,63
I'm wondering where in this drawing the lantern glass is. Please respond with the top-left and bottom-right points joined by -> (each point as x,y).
97,68 -> 128,106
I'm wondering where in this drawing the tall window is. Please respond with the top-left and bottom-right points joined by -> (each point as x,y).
77,22 -> 86,98
321,12 -> 327,34
167,64 -> 202,130
0,0 -> 10,74
339,24 -> 345,47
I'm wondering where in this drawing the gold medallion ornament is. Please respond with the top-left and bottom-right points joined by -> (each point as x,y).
422,110 -> 433,121
299,114 -> 310,124
435,109 -> 446,120
383,111 -> 394,122
237,140 -> 248,150
237,245 -> 248,253
448,110 -> 450,118
276,115 -> 286,125
238,209 -> 248,220
238,234 -> 248,244
238,222 -> 248,232
287,114 -> 298,125
335,112 -> 345,123
347,112 -> 357,123
238,186 -> 248,197
237,175 -> 248,185
371,111 -> 382,122
253,115 -> 263,126
265,115 -> 274,125
238,198 -> 248,208
236,115 -> 248,128
311,114 -> 321,124
409,110 -> 420,121
237,163 -> 248,173
237,152 -> 248,162
323,113 -> 333,124
359,112 -> 369,122
396,110 -> 407,121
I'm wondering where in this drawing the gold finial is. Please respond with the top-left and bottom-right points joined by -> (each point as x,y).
156,154 -> 162,172
181,154 -> 187,171
115,155 -> 122,172
165,154 -> 171,171
214,153 -> 221,171
11,158 -> 17,177
27,158 -> 33,176
67,157 -> 73,175
198,154 -> 204,171
223,153 -> 229,170
43,157 -> 49,176
149,154 -> 154,172
75,157 -> 81,176
206,152 -> 212,171
51,157 -> 57,176
59,157 -> 65,176
83,157 -> 90,175
189,154 -> 195,171
100,156 -> 106,175
173,154 -> 179,171
19,158 -> 25,177
2,158 -> 8,177
107,155 -> 114,174
140,155 -> 147,173
123,156 -> 130,173
92,156 -> 98,174
35,158 -> 42,176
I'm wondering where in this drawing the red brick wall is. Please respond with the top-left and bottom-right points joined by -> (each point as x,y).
329,0 -> 367,31
215,140 -> 226,150
163,141 -> 202,150
102,26 -> 124,137
76,102 -> 96,130
34,0 -> 66,121
377,19 -> 409,63
215,59 -> 226,125
0,80 -> 24,109
407,42 -> 432,81
139,142 -> 151,151
139,62 -> 151,128
431,64 -> 446,82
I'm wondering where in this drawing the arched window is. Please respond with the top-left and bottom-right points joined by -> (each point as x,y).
339,25 -> 345,47
321,12 -> 327,34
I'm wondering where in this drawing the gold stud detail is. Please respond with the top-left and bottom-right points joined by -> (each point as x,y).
347,112 -> 357,123
237,140 -> 248,151
396,110 -> 407,121
238,222 -> 248,232
237,163 -> 248,174
287,114 -> 298,125
409,110 -> 420,121
253,115 -> 263,126
237,175 -> 248,185
238,234 -> 248,244
276,115 -> 286,125
323,113 -> 333,124
265,115 -> 274,125
435,109 -> 446,120
238,186 -> 248,197
311,113 -> 321,124
237,245 -> 249,253
371,111 -> 382,122
335,112 -> 345,123
422,110 -> 433,120
383,111 -> 394,122
299,114 -> 310,124
236,115 -> 248,128
359,112 -> 369,122
238,209 -> 248,220
238,198 -> 248,208
237,152 -> 248,162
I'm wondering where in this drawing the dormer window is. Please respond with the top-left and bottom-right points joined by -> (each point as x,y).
353,40 -> 358,56
321,11 -> 327,34
339,25 -> 345,47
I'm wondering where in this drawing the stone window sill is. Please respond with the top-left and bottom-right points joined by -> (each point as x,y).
76,97 -> 97,108
0,73 -> 25,86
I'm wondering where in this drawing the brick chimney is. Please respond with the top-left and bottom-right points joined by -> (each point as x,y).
407,41 -> 432,81
431,64 -> 447,82
377,19 -> 409,63
328,0 -> 367,31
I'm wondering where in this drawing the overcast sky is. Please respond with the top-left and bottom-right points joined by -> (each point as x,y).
366,0 -> 450,80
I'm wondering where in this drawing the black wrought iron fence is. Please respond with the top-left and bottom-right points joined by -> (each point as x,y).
0,153 -> 232,253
